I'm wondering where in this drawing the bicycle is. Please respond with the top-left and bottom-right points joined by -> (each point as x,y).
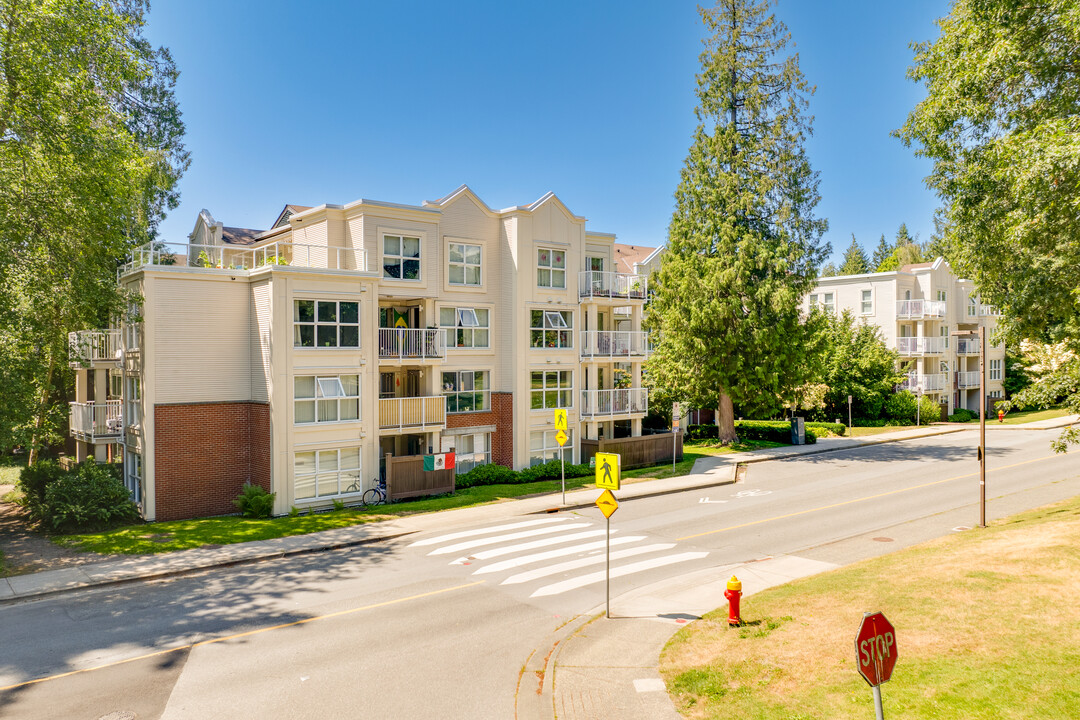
362,477 -> 387,507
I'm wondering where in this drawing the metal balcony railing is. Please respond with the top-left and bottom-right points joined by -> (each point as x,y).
69,400 -> 123,442
580,388 -> 649,418
896,300 -> 947,318
378,396 -> 446,431
897,337 -> 946,355
578,271 -> 647,300
579,331 -> 650,359
121,241 -> 367,276
899,373 -> 947,392
68,330 -> 122,367
378,328 -> 446,360
956,339 -> 980,355
956,371 -> 982,389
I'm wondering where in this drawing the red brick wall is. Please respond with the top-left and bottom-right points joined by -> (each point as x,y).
154,402 -> 271,521
443,391 -> 514,468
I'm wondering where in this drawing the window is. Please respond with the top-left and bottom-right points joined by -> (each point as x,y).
530,310 -> 573,348
809,293 -> 818,308
379,372 -> 395,399
440,306 -> 490,348
125,452 -> 143,503
937,290 -> 947,303
587,256 -> 604,272
383,234 -> 421,280
295,375 -> 359,424
823,292 -> 835,314
445,433 -> 490,474
530,429 -> 572,465
537,248 -> 566,288
861,289 -> 873,315
294,447 -> 362,500
968,295 -> 977,317
448,242 -> 482,286
990,358 -> 1002,381
125,376 -> 142,427
940,325 -> 949,349
531,370 -> 573,409
442,370 -> 489,412
294,300 -> 360,348
989,389 -> 1003,398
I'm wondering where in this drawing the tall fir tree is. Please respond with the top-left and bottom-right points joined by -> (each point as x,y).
871,234 -> 891,270
646,0 -> 828,443
894,222 -> 915,247
839,235 -> 870,275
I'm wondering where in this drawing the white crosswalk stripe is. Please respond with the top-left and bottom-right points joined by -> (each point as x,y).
472,536 -> 647,575
529,552 -> 709,597
407,517 -> 568,547
502,543 -> 677,585
427,522 -> 591,555
461,529 -> 613,563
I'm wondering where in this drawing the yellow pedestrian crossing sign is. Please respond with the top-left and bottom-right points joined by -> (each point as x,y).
554,409 -> 567,432
595,452 -> 620,490
555,429 -> 568,446
596,489 -> 618,518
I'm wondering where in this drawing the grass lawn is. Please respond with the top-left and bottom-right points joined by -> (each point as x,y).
660,495 -> 1080,719
967,406 -> 1072,425
623,439 -> 784,482
0,454 -> 25,488
847,425 -> 918,437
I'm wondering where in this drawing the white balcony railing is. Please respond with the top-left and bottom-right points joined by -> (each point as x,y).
896,299 -> 947,318
378,328 -> 445,360
379,396 -> 446,431
897,337 -> 946,355
899,373 -> 947,392
69,400 -> 123,442
578,271 -> 647,300
956,339 -> 980,355
579,331 -> 650,359
121,241 -> 367,276
580,388 -> 649,418
68,330 -> 122,367
980,304 -> 1001,316
957,371 -> 982,389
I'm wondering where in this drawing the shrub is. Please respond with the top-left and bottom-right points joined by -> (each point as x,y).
42,462 -> 139,532
917,395 -> 941,425
456,463 -> 518,488
806,421 -> 846,437
517,459 -> 592,483
885,391 -> 919,424
949,408 -> 975,423
18,460 -> 67,516
233,483 -> 275,519
685,424 -> 719,441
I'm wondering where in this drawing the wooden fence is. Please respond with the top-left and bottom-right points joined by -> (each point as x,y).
579,432 -> 683,470
385,453 -> 455,501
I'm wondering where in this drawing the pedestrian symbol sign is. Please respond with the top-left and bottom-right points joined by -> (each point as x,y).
555,429 -> 568,446
554,409 -> 567,432
595,452 -> 620,490
596,489 -> 618,518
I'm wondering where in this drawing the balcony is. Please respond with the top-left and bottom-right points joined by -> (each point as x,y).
956,338 -> 980,355
898,373 -> 947,393
980,305 -> 1000,317
68,330 -> 122,367
580,388 -> 649,418
378,328 -> 445,361
69,400 -> 122,442
897,337 -> 946,355
580,331 -> 650,359
379,396 -> 446,431
121,241 -> 367,276
896,300 -> 947,319
957,371 -> 982,389
578,271 -> 647,301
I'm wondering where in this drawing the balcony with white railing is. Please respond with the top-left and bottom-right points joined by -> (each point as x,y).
579,331 -> 650,359
379,396 -> 446,431
580,388 -> 649,418
378,328 -> 446,361
68,330 -> 122,367
69,400 -> 122,442
896,299 -> 947,319
979,304 -> 1000,317
578,271 -> 648,301
121,241 -> 367,276
956,371 -> 982,389
956,338 -> 980,355
898,373 -> 947,392
897,336 -> 946,355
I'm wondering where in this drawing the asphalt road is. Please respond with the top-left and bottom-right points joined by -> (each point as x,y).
1,429 -> 1076,720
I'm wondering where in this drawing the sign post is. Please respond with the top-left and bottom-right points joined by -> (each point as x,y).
672,402 -> 681,473
595,454 -> 621,618
848,394 -> 853,429
554,409 -> 568,504
855,611 -> 897,720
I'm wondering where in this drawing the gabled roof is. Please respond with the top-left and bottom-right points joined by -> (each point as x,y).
900,261 -> 935,272
613,243 -> 657,274
221,226 -> 265,246
272,204 -> 313,229
423,184 -> 497,216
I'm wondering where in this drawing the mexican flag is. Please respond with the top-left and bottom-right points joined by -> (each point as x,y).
423,452 -> 455,471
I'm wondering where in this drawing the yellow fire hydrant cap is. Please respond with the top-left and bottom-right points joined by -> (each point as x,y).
727,575 -> 742,592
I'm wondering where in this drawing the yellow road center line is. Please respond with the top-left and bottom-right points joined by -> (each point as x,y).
0,580 -> 485,692
677,454 -> 1062,542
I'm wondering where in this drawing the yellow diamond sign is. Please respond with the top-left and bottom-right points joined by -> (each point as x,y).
596,489 -> 618,518
595,452 -> 620,490
555,429 -> 568,446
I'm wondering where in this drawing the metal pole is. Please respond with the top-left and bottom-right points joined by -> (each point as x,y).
872,685 -> 884,720
605,513 -> 611,618
561,454 -> 565,505
848,395 -> 853,429
672,427 -> 676,473
916,388 -> 921,427
979,325 -> 986,528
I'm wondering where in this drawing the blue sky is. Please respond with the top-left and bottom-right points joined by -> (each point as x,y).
146,0 -> 949,264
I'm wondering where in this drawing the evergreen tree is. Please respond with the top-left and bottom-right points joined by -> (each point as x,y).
838,235 -> 870,275
819,262 -> 839,278
894,222 -> 914,248
871,234 -> 891,270
646,0 -> 828,443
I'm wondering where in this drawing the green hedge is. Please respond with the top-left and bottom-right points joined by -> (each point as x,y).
685,421 -> 819,444
455,459 -> 593,489
807,422 -> 846,437
30,462 -> 138,532
949,408 -> 976,423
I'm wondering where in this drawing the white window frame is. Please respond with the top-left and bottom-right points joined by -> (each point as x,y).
382,233 -> 422,281
294,447 -> 363,501
448,242 -> 482,286
293,300 -> 360,348
537,247 -> 566,289
447,432 -> 491,474
968,295 -> 978,317
989,358 -> 1002,381
940,325 -> 949,349
530,429 -> 573,465
860,289 -> 873,315
440,306 -> 490,348
125,376 -> 142,427
937,290 -> 947,303
823,292 -> 835,314
531,309 -> 574,349
294,374 -> 360,424
442,369 -> 489,413
531,370 -> 573,410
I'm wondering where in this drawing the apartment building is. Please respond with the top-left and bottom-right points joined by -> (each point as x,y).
65,186 -> 652,521
805,257 -> 1005,414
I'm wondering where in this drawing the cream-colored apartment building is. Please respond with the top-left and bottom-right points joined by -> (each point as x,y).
805,257 -> 1005,414
66,186 -> 651,521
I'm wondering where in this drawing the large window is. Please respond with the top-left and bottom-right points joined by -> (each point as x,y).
294,447 -> 362,500
295,375 -> 359,424
530,429 -> 572,465
294,300 -> 359,348
442,370 -> 489,412
440,306 -> 490,348
531,370 -> 572,409
449,242 -> 482,286
809,293 -> 834,313
125,376 -> 142,427
530,310 -> 573,349
383,234 -> 421,280
449,433 -> 490,474
990,358 -> 1002,381
537,248 -> 566,288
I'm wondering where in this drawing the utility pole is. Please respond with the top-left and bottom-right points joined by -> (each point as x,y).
979,325 -> 986,528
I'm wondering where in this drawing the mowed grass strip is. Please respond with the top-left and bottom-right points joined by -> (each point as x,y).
661,495 -> 1080,719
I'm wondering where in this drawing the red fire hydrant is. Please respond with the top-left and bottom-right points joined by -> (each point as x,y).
998,409 -> 1005,423
724,575 -> 742,626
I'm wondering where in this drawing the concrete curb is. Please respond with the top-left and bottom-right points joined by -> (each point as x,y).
516,612 -> 600,720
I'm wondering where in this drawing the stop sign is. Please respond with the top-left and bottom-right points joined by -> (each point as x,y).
855,612 -> 897,686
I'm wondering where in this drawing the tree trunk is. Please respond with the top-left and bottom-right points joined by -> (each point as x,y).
27,352 -> 55,465
718,390 -> 737,444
